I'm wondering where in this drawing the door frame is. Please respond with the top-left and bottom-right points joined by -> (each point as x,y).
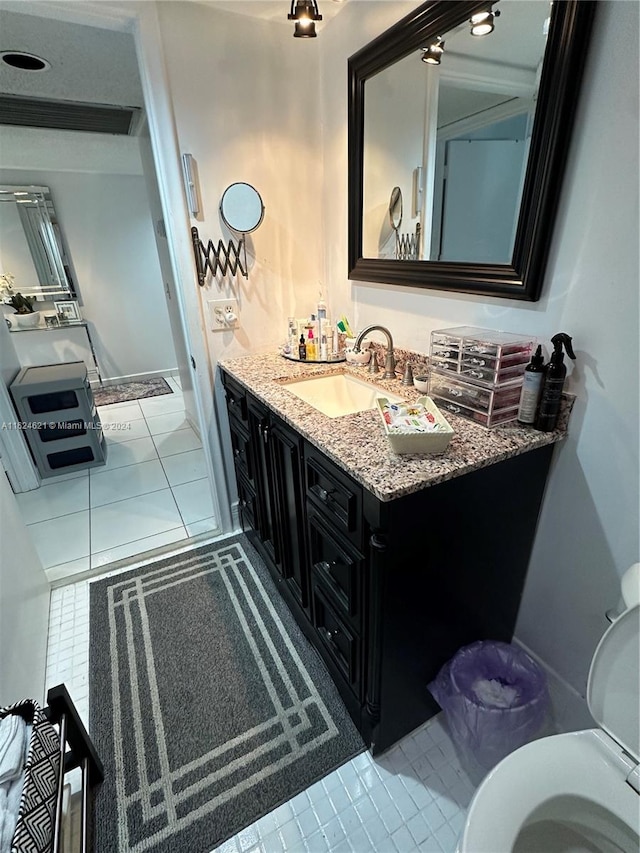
132,2 -> 232,534
4,0 -> 233,533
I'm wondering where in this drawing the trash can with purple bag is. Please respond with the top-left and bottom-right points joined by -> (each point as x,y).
428,640 -> 551,771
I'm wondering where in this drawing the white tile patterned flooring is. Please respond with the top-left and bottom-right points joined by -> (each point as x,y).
46,553 -> 476,853
16,376 -> 218,583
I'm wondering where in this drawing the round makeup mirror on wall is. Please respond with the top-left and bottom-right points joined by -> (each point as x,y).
191,182 -> 265,283
388,186 -> 403,232
220,182 -> 265,234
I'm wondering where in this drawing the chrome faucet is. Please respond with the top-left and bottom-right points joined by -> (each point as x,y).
354,325 -> 397,379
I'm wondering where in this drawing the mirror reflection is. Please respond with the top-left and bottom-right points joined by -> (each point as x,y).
0,185 -> 77,300
362,1 -> 549,264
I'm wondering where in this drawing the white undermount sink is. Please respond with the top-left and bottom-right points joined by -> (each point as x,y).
282,372 -> 404,418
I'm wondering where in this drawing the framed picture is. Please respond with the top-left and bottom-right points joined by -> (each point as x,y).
44,315 -> 59,328
54,300 -> 81,322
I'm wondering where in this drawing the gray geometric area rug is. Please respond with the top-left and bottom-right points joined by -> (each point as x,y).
89,535 -> 365,853
93,377 -> 173,407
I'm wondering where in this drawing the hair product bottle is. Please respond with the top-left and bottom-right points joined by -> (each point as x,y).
306,327 -> 317,360
536,333 -> 576,432
517,345 -> 546,425
298,333 -> 307,360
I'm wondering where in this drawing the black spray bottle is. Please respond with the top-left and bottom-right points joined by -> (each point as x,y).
517,345 -> 546,425
536,333 -> 576,432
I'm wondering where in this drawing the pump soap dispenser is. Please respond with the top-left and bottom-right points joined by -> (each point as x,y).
536,333 -> 576,432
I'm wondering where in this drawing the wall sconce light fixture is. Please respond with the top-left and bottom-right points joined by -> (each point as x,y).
470,7 -> 500,36
421,38 -> 445,65
288,0 -> 322,38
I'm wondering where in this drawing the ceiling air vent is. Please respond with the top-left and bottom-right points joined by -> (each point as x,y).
0,94 -> 142,135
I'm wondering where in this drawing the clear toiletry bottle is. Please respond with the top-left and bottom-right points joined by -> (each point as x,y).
517,345 -> 545,425
317,292 -> 327,343
287,317 -> 297,350
326,327 -> 335,358
320,333 -> 328,361
536,333 -> 576,432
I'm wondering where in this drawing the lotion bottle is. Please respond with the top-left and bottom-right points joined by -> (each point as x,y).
536,333 -> 576,432
517,345 -> 545,425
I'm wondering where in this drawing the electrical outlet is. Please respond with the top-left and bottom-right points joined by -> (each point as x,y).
208,298 -> 239,331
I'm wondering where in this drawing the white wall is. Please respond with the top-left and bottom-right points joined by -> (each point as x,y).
1,129 -> 178,383
0,308 -> 20,387
320,0 -> 639,694
156,2 -> 324,363
0,463 -> 49,704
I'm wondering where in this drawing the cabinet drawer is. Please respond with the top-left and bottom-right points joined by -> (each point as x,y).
304,445 -> 362,548
222,373 -> 248,423
308,507 -> 363,625
312,583 -> 362,699
229,420 -> 254,485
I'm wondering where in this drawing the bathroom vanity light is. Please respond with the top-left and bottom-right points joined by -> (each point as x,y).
470,7 -> 500,36
421,38 -> 445,65
288,0 -> 322,38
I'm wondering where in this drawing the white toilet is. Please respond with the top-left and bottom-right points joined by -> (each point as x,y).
458,586 -> 639,852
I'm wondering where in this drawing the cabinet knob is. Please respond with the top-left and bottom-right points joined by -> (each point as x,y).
317,486 -> 334,503
325,628 -> 339,645
234,448 -> 240,457
229,396 -> 236,406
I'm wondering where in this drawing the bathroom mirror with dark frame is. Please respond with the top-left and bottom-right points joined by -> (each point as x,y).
348,0 -> 596,301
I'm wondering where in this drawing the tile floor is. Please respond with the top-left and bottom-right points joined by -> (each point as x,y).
16,376 -> 219,583
46,545 -> 476,853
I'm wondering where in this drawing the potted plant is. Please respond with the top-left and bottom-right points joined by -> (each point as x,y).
0,274 -> 41,328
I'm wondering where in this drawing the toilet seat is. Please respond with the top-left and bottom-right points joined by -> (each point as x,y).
458,606 -> 640,852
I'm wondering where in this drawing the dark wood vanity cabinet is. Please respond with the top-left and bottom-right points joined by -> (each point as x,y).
221,369 -> 555,754
227,381 -> 309,613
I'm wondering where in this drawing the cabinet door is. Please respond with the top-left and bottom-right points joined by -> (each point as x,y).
228,419 -> 254,487
247,397 -> 279,567
269,418 -> 307,608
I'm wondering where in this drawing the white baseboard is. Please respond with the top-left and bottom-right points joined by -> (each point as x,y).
514,637 -> 594,734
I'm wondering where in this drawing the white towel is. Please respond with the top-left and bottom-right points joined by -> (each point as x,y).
0,718 -> 30,852
0,716 -> 27,784
0,776 -> 23,853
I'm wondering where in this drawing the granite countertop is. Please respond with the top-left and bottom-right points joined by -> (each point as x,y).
219,352 -> 570,502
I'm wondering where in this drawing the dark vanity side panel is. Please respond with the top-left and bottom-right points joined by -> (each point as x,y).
366,443 -> 555,754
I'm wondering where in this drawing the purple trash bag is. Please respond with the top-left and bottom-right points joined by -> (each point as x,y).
428,640 -> 550,770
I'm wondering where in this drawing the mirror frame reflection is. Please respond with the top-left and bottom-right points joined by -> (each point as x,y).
0,185 -> 77,301
348,0 -> 596,302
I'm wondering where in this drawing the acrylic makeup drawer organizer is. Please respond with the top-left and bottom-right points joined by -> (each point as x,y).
10,361 -> 107,478
429,327 -> 535,428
